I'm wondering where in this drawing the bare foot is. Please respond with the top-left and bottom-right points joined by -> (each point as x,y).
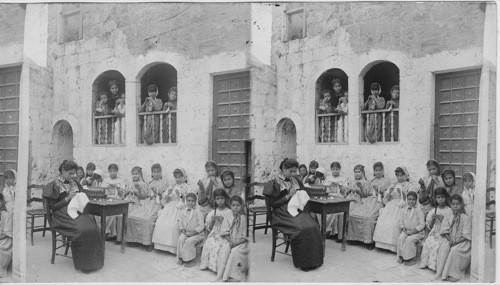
397,257 -> 403,264
176,259 -> 183,265
446,276 -> 459,282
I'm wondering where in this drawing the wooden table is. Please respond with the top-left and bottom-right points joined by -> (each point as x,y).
84,198 -> 133,255
307,196 -> 352,254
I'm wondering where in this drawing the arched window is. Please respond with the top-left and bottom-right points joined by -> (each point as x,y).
315,68 -> 349,143
138,63 -> 178,145
92,70 -> 126,145
360,61 -> 400,143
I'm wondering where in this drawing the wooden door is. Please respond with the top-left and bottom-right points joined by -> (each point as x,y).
0,66 -> 21,187
435,69 -> 481,185
212,72 -> 251,187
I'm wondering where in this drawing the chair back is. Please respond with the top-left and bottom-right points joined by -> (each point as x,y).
244,175 -> 267,205
43,198 -> 54,228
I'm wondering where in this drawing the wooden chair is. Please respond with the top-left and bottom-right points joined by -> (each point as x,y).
26,184 -> 49,246
264,193 -> 292,262
244,175 -> 270,243
44,198 -> 72,264
486,212 -> 496,249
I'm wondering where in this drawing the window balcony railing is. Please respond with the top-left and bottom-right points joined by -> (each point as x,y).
361,108 -> 399,143
138,110 -> 177,144
94,114 -> 125,145
317,113 -> 348,143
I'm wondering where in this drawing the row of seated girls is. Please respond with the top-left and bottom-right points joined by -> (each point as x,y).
299,159 -> 474,282
74,161 -> 247,282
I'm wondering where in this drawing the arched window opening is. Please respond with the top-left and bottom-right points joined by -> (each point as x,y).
361,61 -> 400,143
315,68 -> 349,143
138,63 -> 178,145
92,70 -> 126,145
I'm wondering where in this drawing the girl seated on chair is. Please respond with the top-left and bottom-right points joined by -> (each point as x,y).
42,160 -> 103,273
263,158 -> 323,272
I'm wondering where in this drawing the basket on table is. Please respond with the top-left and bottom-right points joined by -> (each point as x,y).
83,187 -> 107,199
303,186 -> 328,197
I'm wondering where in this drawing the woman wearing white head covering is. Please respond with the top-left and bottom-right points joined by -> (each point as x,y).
373,167 -> 417,253
152,168 -> 195,253
140,84 -> 163,144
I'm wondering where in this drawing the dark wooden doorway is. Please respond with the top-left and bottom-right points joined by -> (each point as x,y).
212,71 -> 251,187
435,69 -> 481,185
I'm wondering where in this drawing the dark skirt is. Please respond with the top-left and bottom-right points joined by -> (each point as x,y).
272,206 -> 324,269
52,206 -> 104,271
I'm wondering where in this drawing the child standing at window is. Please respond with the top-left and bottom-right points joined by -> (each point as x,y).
419,188 -> 453,271
107,80 -> 121,111
374,167 -> 416,252
176,193 -> 205,267
418,159 -> 445,216
140,84 -> 163,145
397,191 -> 425,266
0,193 -> 12,278
441,169 -> 461,197
318,89 -> 333,142
125,166 -> 162,251
197,161 -> 223,217
335,90 -> 349,142
1,170 -> 15,216
221,171 -> 243,200
385,85 -> 399,142
95,91 -> 110,144
222,196 -> 249,282
163,87 -> 177,143
461,172 -> 475,216
363,83 -> 385,143
199,189 -> 232,281
111,93 -> 125,145
101,164 -> 127,243
152,168 -> 190,253
81,162 -> 96,188
435,194 -> 471,282
95,92 -> 110,116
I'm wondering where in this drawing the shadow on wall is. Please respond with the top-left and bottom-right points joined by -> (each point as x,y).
272,118 -> 297,176
49,120 -> 74,178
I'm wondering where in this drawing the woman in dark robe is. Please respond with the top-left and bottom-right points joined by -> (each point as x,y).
43,160 -> 103,273
263,158 -> 323,271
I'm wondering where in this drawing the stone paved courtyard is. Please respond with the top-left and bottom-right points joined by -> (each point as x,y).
25,216 -> 495,283
248,216 -> 496,283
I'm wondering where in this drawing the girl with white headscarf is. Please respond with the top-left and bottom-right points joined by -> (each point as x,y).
152,168 -> 196,253
461,172 -> 475,216
363,83 -> 386,143
140,84 -> 163,144
373,167 -> 417,252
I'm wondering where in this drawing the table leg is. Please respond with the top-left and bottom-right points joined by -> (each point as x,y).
321,208 -> 326,254
121,212 -> 127,253
101,214 -> 106,253
342,211 -> 348,251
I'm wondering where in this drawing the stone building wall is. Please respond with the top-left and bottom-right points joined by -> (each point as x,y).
0,4 -> 25,66
29,3 -> 251,184
257,2 -> 488,181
